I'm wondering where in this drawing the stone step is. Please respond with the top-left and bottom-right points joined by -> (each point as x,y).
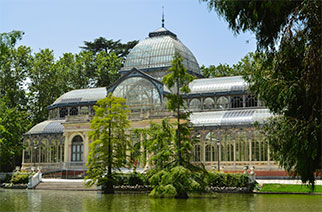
35,181 -> 98,191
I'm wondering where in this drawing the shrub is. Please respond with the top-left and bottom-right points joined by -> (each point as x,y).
128,172 -> 144,186
10,171 -> 31,184
207,172 -> 250,188
0,174 -> 12,183
113,174 -> 128,186
149,166 -> 208,198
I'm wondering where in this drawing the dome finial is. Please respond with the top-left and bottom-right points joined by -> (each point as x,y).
162,6 -> 165,27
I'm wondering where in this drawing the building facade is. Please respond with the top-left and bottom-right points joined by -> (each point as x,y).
22,26 -> 282,175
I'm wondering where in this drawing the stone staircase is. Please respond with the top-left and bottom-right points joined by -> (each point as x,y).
35,179 -> 98,191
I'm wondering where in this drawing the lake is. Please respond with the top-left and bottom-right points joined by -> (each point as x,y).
0,189 -> 321,212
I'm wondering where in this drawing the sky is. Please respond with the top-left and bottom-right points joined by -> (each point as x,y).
1,0 -> 257,67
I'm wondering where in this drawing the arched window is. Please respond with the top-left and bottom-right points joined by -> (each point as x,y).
57,141 -> 64,162
211,146 -> 215,162
246,95 -> 257,107
193,145 -> 201,162
204,97 -> 215,110
23,140 -> 31,163
71,135 -> 83,162
70,107 -> 78,116
50,142 -> 57,163
40,140 -> 47,163
252,141 -> 260,161
80,106 -> 89,115
216,96 -> 229,109
112,77 -> 162,113
231,96 -> 243,108
189,98 -> 201,111
205,145 -> 212,161
205,132 -> 219,162
59,107 -> 68,118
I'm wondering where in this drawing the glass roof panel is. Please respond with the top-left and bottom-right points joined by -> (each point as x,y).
112,77 -> 162,111
25,120 -> 65,135
189,76 -> 248,93
52,87 -> 106,106
122,29 -> 200,74
190,109 -> 273,127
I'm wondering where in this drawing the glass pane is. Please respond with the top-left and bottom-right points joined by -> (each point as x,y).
113,77 -> 162,112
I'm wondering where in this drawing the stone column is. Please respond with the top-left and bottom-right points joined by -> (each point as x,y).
248,131 -> 252,161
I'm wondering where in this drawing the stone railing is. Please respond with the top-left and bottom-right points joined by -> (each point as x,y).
65,115 -> 91,123
28,171 -> 42,189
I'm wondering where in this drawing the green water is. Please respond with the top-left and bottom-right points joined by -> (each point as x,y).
0,189 -> 321,212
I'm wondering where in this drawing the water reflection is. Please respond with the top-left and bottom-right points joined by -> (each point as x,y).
0,189 -> 321,212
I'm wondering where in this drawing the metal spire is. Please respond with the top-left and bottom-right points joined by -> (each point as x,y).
162,6 -> 165,27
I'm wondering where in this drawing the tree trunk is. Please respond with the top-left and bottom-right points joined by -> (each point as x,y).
177,79 -> 181,166
175,191 -> 188,199
106,120 -> 114,194
102,178 -> 115,194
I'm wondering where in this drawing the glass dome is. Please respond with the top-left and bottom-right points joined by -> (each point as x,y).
122,27 -> 200,75
112,77 -> 162,112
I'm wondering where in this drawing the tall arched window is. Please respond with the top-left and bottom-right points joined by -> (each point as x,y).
246,95 -> 257,107
71,135 -> 83,162
112,77 -> 162,113
189,98 -> 201,111
69,107 -> 78,116
204,97 -> 215,110
216,96 -> 229,109
205,145 -> 212,161
231,96 -> 243,108
193,145 -> 201,162
23,140 -> 31,163
59,107 -> 68,118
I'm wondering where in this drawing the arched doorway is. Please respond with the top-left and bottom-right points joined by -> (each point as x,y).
71,135 -> 83,162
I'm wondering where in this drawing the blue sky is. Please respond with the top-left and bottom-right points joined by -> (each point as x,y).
1,0 -> 257,67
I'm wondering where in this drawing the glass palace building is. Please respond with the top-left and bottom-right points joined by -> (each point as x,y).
22,26 -> 282,176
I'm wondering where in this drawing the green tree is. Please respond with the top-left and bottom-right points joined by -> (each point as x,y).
146,53 -> 207,199
0,31 -> 32,109
85,93 -> 131,194
80,37 -> 138,60
0,102 -> 30,172
162,52 -> 195,166
0,31 -> 32,171
202,0 -> 321,187
201,63 -> 242,78
93,51 -> 122,87
28,49 -> 67,124
142,119 -> 175,170
73,51 -> 95,88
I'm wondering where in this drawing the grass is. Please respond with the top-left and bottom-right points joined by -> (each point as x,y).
259,184 -> 322,193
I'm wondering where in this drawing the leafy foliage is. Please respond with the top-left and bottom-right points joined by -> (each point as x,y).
149,166 -> 206,198
142,53 -> 207,198
80,37 -> 138,60
10,171 -> 31,184
93,51 -> 122,87
162,52 -> 195,165
85,94 -> 130,194
200,0 -> 302,50
202,0 -> 322,186
0,31 -> 32,172
207,172 -> 250,188
200,63 -> 242,78
0,103 -> 30,172
142,119 -> 175,170
0,30 -> 127,171
0,31 -> 31,110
